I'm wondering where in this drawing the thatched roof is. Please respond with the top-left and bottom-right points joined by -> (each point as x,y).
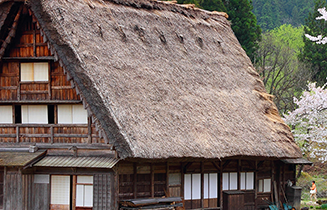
1,0 -> 302,159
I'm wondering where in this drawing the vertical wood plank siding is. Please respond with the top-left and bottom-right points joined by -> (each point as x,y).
93,173 -> 116,210
5,171 -> 23,210
0,11 -> 105,145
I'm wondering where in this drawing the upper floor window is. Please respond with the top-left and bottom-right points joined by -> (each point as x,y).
22,105 -> 48,124
20,62 -> 48,82
58,105 -> 88,124
0,106 -> 13,124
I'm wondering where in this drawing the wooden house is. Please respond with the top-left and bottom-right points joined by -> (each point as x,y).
0,0 -> 309,209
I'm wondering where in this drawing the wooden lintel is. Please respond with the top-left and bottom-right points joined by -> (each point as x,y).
0,100 -> 82,104
2,56 -> 55,60
257,161 -> 264,169
35,143 -> 112,149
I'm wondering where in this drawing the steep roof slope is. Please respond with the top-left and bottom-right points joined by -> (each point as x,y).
2,0 -> 301,159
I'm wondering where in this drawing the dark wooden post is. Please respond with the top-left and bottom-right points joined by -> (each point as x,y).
166,161 -> 169,196
219,161 -> 223,208
201,161 -> 204,209
133,163 -> 137,199
151,163 -> 154,198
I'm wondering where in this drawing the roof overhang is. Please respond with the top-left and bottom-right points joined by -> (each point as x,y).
281,158 -> 312,165
0,150 -> 46,167
34,156 -> 119,168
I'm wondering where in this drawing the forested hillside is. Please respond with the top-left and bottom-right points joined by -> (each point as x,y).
252,0 -> 314,31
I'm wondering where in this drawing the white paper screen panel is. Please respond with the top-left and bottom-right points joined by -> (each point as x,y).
22,105 -> 48,124
246,172 -> 254,190
33,63 -> 48,81
240,172 -> 246,190
77,176 -> 93,184
0,106 -> 12,123
264,179 -> 271,192
222,173 -> 229,190
20,63 -> 34,81
76,185 -> 93,207
192,174 -> 201,199
204,174 -> 209,199
73,105 -> 87,124
209,173 -> 217,198
76,185 -> 84,207
229,172 -> 237,190
258,180 -> 263,192
58,105 -> 87,124
51,175 -> 70,205
84,185 -> 93,207
21,63 -> 48,81
58,105 -> 72,124
184,174 -> 192,200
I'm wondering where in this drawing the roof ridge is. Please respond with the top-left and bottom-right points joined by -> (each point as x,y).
98,0 -> 228,19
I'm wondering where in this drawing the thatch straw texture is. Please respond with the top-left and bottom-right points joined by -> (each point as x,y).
10,0 -> 301,159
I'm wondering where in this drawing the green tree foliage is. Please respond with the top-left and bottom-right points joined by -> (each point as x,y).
252,0 -> 314,31
222,0 -> 261,62
176,0 -> 261,62
255,24 -> 312,113
299,0 -> 327,86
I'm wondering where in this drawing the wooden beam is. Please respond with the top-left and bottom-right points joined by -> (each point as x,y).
0,100 -> 82,104
219,161 -> 223,208
166,161 -> 169,196
88,116 -> 92,144
72,175 -> 76,210
201,161 -> 204,209
50,125 -> 54,144
0,5 -> 23,59
254,160 -> 258,210
181,162 -> 184,199
151,164 -> 154,198
16,125 -> 19,143
2,56 -> 55,60
33,23 -> 36,57
237,159 -> 240,190
134,163 -> 137,199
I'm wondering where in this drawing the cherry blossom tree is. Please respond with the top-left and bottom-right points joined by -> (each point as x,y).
305,7 -> 327,44
284,82 -> 327,162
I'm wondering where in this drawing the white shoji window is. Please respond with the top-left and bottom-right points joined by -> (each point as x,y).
20,62 -> 48,82
240,172 -> 254,190
22,105 -> 48,124
58,105 -> 87,124
0,106 -> 12,123
258,178 -> 271,193
222,172 -> 238,190
76,176 -> 93,207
